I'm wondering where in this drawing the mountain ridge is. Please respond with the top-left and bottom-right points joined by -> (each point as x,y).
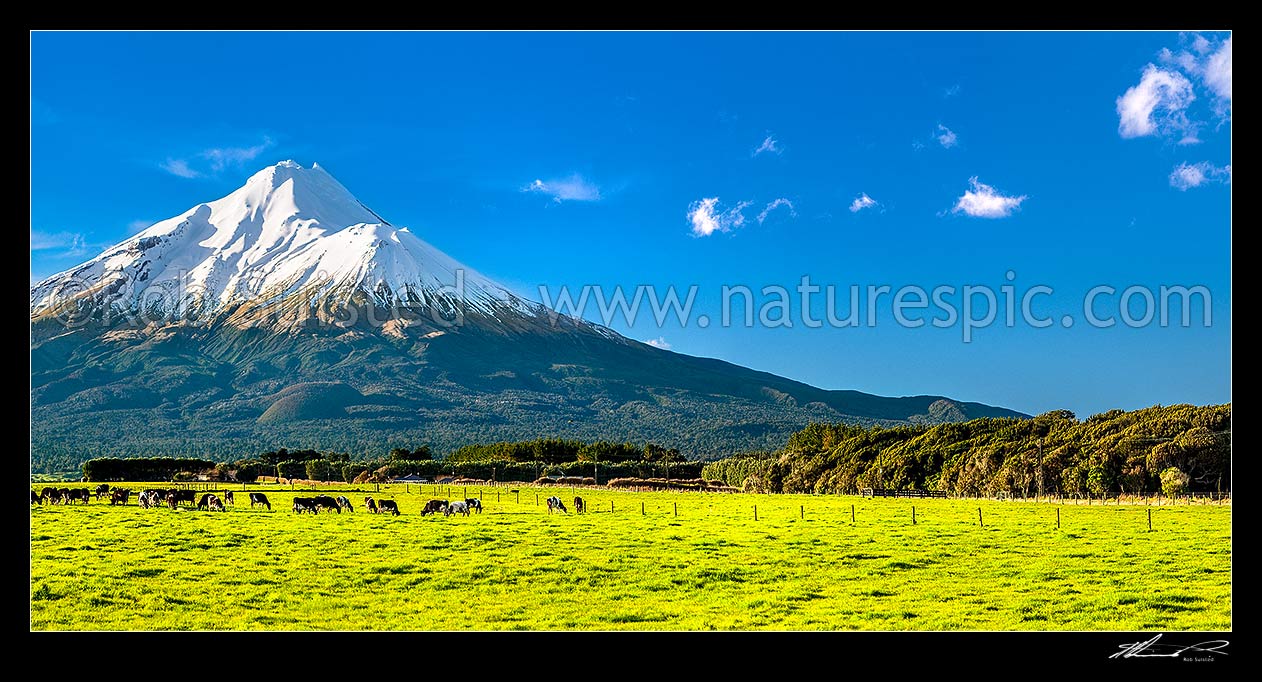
30,161 -> 1027,472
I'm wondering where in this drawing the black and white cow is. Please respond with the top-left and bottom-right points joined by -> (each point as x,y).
420,500 -> 447,516
249,492 -> 271,510
293,497 -> 317,514
377,499 -> 400,516
312,495 -> 341,514
364,497 -> 379,514
546,496 -> 568,514
464,498 -> 482,514
336,495 -> 354,512
445,501 -> 470,517
574,496 -> 586,514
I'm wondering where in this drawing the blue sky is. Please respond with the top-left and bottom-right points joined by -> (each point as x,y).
30,31 -> 1231,418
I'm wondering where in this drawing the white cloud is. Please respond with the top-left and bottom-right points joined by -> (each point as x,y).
160,136 -> 275,179
757,198 -> 796,224
951,177 -> 1027,218
643,337 -> 672,350
1169,161 -> 1231,191
1203,37 -> 1232,113
936,124 -> 958,149
687,197 -> 753,237
849,193 -> 878,213
201,136 -> 275,172
30,229 -> 90,258
1159,35 -> 1231,119
523,174 -> 602,203
160,158 -> 201,179
1116,64 -> 1197,139
752,135 -> 782,157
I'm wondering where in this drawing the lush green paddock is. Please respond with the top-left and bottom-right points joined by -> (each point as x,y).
30,483 -> 1231,630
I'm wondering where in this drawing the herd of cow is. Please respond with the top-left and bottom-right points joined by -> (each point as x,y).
31,485 -> 591,519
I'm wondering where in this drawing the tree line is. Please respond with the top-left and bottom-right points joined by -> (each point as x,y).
701,404 -> 1230,497
447,438 -> 684,464
80,440 -> 700,483
82,457 -> 218,482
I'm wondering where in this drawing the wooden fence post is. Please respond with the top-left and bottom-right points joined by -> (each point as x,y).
754,505 -> 758,521
641,501 -> 645,515
1056,507 -> 1060,529
851,504 -> 855,523
1147,508 -> 1152,532
912,506 -> 916,525
978,507 -> 983,527
800,505 -> 804,520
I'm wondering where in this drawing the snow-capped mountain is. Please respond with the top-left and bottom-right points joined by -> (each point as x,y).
30,161 -> 1024,470
31,161 -> 538,326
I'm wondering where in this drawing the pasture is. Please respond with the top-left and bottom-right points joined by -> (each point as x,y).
30,484 -> 1231,630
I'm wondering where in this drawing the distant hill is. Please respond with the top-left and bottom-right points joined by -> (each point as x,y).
702,403 -> 1231,495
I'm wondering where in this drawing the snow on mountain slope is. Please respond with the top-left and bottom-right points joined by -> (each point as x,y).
30,161 -> 534,322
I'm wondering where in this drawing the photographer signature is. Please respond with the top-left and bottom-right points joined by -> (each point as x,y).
1110,634 -> 1229,659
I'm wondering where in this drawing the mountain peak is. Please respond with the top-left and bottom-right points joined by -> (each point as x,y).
31,161 -> 526,323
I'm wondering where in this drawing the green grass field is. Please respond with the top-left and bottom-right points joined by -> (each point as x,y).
30,483 -> 1231,630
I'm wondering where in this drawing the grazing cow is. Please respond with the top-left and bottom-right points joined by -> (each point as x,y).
197,493 -> 213,510
94,484 -> 111,500
166,493 -> 179,510
208,495 -> 226,512
293,497 -> 317,514
57,488 -> 73,504
110,489 -> 131,506
445,501 -> 470,517
313,495 -> 341,514
420,499 -> 447,516
336,495 -> 354,512
464,498 -> 482,514
546,496 -> 568,514
137,490 -> 153,509
170,490 -> 196,507
574,497 -> 585,514
141,490 -> 165,509
249,493 -> 272,510
66,489 -> 90,505
31,490 -> 40,505
377,499 -> 400,516
40,487 -> 57,504
364,497 -> 379,514
224,491 -> 234,506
